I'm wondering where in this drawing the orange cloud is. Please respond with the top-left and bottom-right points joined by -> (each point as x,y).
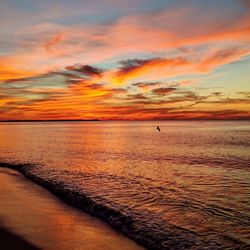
44,33 -> 64,53
0,64 -> 36,81
112,57 -> 190,84
199,47 -> 250,72
1,2 -> 250,120
1,5 -> 249,86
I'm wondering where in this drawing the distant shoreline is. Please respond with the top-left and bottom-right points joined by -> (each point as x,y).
0,119 -> 101,122
0,119 -> 249,122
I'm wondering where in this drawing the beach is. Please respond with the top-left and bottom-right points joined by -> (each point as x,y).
0,167 -> 144,250
0,227 -> 39,250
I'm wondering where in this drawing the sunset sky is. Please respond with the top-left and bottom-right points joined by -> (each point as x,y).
0,0 -> 250,120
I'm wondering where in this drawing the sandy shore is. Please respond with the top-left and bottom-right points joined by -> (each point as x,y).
0,227 -> 39,249
0,167 -> 144,250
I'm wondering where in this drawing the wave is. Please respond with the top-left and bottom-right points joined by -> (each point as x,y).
0,162 -> 249,250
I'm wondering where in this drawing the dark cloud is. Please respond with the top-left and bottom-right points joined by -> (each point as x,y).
132,82 -> 161,88
3,73 -> 53,83
110,88 -> 127,94
3,71 -> 79,86
65,78 -> 84,85
1,64 -> 104,87
152,87 -> 177,96
53,71 -> 78,78
128,93 -> 148,99
119,58 -> 158,73
237,91 -> 250,98
212,92 -> 222,96
118,56 -> 188,76
65,64 -> 104,77
176,91 -> 208,101
208,97 -> 250,104
238,0 -> 250,9
87,83 -> 104,89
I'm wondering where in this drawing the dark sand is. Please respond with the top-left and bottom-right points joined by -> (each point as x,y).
0,167 -> 144,250
0,227 -> 39,249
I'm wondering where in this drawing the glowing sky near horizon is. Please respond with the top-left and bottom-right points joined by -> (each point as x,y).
0,0 -> 250,120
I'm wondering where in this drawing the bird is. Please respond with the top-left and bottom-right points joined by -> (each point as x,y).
156,126 -> 160,132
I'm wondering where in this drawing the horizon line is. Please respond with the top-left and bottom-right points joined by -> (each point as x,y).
0,118 -> 250,122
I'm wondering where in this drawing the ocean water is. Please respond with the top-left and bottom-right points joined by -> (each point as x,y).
0,121 -> 249,249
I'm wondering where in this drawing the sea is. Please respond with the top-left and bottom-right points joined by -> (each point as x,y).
0,121 -> 249,249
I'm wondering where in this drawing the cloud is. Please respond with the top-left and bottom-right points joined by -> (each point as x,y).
152,87 -> 177,96
132,82 -> 161,89
127,93 -> 148,100
65,64 -> 104,77
237,91 -> 250,98
1,2 -> 249,85
114,57 -> 189,83
206,97 -> 250,105
0,1 -> 250,120
0,63 -> 38,81
212,92 -> 222,97
1,82 -> 249,120
199,47 -> 250,72
238,0 -> 250,9
44,33 -> 64,53
148,110 -> 250,120
118,57 -> 188,74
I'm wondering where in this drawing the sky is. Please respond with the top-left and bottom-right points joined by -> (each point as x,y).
0,0 -> 250,120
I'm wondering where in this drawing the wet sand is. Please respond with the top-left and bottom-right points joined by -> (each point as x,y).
0,167 -> 144,250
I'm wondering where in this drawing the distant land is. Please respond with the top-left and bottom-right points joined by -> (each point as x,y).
0,119 -> 101,122
0,118 -> 249,122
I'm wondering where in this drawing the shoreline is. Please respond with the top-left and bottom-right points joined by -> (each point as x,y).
0,163 -> 173,250
0,167 -> 144,250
